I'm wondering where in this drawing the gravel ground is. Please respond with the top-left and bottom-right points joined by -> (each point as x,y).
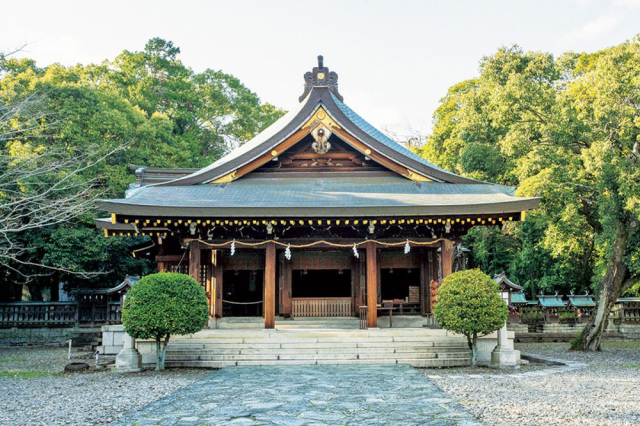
2,342 -> 639,425
426,341 -> 640,426
0,346 -> 201,425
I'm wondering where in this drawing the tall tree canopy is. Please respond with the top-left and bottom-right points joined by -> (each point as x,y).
0,39 -> 284,300
418,37 -> 640,350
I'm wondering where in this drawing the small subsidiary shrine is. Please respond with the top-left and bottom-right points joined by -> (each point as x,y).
96,56 -> 539,329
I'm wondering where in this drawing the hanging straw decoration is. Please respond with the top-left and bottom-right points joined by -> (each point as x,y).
285,244 -> 292,260
230,240 -> 236,256
404,239 -> 411,254
352,243 -> 359,258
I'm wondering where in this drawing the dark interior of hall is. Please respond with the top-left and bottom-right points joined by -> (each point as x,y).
223,270 -> 264,316
292,269 -> 351,298
380,268 -> 420,301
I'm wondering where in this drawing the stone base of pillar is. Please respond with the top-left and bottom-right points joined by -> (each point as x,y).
115,349 -> 142,373
490,346 -> 520,368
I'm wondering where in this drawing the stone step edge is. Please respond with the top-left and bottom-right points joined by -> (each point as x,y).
164,359 -> 471,367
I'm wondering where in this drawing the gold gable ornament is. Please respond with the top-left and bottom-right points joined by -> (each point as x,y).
302,107 -> 341,131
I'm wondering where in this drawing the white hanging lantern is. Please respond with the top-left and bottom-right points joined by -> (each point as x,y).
285,244 -> 292,260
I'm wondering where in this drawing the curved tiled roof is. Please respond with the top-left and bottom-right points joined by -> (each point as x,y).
99,174 -> 538,217
158,86 -> 481,186
330,92 -> 461,178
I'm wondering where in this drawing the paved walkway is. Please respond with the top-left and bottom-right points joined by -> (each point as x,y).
114,365 -> 480,425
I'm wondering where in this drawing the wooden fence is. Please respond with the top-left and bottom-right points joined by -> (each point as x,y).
613,300 -> 640,323
0,301 -> 121,328
291,297 -> 351,317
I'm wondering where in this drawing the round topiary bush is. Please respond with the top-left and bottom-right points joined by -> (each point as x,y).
433,269 -> 508,366
121,272 -> 208,370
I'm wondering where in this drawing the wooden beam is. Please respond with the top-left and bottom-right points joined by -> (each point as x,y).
188,240 -> 201,284
210,128 -> 310,183
155,254 -> 183,263
366,241 -> 378,328
331,126 -> 433,181
264,242 -> 276,329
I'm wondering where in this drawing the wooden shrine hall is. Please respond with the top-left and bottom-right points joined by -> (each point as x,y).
96,56 -> 539,329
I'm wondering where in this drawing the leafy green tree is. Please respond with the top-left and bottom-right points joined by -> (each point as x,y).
121,273 -> 208,370
434,269 -> 508,366
421,38 -> 640,351
0,39 -> 284,299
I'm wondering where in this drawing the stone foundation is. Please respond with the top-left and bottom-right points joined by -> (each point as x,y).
0,327 -> 101,346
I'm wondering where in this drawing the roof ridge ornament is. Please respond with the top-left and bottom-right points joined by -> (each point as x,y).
299,55 -> 343,102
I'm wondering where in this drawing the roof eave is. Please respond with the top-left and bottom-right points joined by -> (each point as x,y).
98,197 -> 539,218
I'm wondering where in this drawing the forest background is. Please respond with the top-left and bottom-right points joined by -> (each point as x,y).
1,37 -> 638,311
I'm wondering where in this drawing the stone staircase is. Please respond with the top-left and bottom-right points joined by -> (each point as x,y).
164,328 -> 471,369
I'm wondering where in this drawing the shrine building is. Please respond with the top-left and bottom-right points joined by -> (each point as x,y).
96,56 -> 539,329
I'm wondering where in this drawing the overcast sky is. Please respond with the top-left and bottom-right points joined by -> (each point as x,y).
2,0 -> 640,138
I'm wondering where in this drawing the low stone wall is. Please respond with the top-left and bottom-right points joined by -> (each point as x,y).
0,327 -> 101,346
511,320 -> 637,343
507,324 -> 529,334
618,323 -> 640,339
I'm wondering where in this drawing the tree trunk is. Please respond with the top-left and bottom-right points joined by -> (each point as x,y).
155,338 -> 162,370
578,220 -> 629,351
160,335 -> 170,370
27,283 -> 44,301
155,335 -> 171,370
468,334 -> 478,367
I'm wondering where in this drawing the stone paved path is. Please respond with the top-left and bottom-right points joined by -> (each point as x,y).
114,364 -> 480,425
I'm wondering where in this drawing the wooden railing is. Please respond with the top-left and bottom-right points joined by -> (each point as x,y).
0,302 -> 78,327
292,297 -> 351,317
0,301 -> 122,328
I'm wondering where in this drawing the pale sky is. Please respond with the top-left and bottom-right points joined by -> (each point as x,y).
2,0 -> 640,138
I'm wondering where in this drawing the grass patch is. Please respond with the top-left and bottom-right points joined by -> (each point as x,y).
0,369 -> 53,379
568,333 -> 584,351
0,354 -> 28,363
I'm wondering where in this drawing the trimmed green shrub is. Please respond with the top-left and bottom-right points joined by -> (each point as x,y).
434,269 -> 508,366
122,272 -> 208,370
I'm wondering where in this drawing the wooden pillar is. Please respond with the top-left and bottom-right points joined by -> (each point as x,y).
278,253 -> 292,317
156,239 -> 166,272
419,248 -> 427,315
366,242 -> 378,328
264,242 -> 276,329
206,255 -> 214,317
281,254 -> 292,317
426,249 -> 436,313
441,239 -> 453,280
189,240 -> 201,283
350,257 -> 359,316
214,251 -> 223,318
